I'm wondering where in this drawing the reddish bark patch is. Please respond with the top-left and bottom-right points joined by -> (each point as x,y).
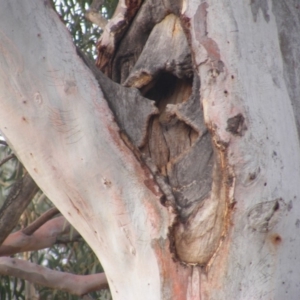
200,37 -> 221,61
193,2 -> 221,62
151,237 -> 193,299
180,15 -> 191,30
270,233 -> 282,246
143,179 -> 161,197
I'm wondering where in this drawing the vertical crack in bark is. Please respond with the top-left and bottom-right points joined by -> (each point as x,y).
95,3 -> 232,267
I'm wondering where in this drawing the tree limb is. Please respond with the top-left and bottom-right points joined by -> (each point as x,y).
85,0 -> 107,28
96,0 -> 143,75
0,173 -> 39,245
22,207 -> 60,236
85,10 -> 107,28
0,2 -> 177,298
0,257 -> 108,296
0,216 -> 80,256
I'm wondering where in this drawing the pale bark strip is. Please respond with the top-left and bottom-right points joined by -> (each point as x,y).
0,257 -> 108,296
183,0 -> 300,299
0,1 -> 182,299
0,216 -> 79,256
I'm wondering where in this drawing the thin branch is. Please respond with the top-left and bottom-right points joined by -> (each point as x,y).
0,174 -> 39,246
22,207 -> 60,235
0,257 -> 108,296
56,232 -> 82,244
0,140 -> 8,146
85,0 -> 107,28
90,0 -> 104,10
82,295 -> 94,300
0,216 -> 80,256
0,153 -> 15,167
96,0 -> 143,75
85,10 -> 108,28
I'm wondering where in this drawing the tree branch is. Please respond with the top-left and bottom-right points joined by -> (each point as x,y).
0,173 -> 39,245
96,0 -> 143,75
0,2 -> 176,298
0,153 -> 15,167
0,257 -> 108,296
85,10 -> 107,28
0,216 -> 80,256
22,207 -> 60,235
85,0 -> 107,28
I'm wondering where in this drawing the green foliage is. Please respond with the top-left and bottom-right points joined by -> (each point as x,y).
53,0 -> 117,59
0,275 -> 25,300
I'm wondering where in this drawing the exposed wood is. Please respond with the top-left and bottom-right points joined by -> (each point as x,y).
106,10 -> 220,265
96,0 -> 143,76
78,49 -> 159,148
0,1 -> 190,299
123,14 -> 193,88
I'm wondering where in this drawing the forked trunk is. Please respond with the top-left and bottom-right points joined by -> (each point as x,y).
0,0 -> 300,299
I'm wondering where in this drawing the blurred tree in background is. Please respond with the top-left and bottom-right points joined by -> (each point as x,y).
0,0 -> 117,298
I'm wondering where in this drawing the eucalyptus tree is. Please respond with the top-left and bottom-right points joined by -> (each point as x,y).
0,0 -> 300,299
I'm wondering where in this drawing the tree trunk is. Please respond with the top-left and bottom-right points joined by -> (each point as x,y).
0,0 -> 300,299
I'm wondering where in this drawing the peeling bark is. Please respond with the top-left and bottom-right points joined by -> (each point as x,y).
102,0 -> 300,295
98,1 -> 225,266
1,0 -> 300,299
96,0 -> 143,76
